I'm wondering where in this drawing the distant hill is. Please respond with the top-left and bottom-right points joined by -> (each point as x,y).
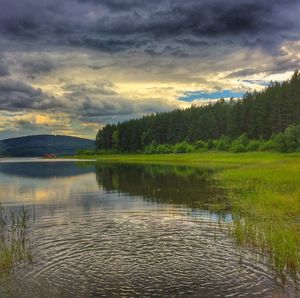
0,135 -> 95,157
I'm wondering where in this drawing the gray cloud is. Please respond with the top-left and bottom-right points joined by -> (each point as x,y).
22,58 -> 57,76
62,81 -> 176,118
0,56 -> 10,76
79,97 -> 134,117
227,56 -> 300,78
0,79 -> 64,111
77,97 -> 176,118
68,37 -> 148,53
0,114 -> 71,140
0,63 -> 10,77
0,77 -> 176,121
87,63 -> 116,70
0,0 -> 299,139
0,0 -> 299,55
63,82 -> 117,98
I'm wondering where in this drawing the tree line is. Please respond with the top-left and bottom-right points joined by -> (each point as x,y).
141,124 -> 300,154
95,71 -> 300,153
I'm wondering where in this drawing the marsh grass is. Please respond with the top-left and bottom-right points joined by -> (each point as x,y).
79,152 -> 300,282
219,159 -> 300,283
0,205 -> 34,277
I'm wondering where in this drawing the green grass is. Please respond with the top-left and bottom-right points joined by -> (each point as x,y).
217,156 -> 300,281
76,151 -> 300,281
0,205 -> 34,296
75,151 -> 297,166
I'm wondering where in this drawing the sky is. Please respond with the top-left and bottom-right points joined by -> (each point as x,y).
0,0 -> 299,140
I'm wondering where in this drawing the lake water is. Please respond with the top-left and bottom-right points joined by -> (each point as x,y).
0,159 -> 295,297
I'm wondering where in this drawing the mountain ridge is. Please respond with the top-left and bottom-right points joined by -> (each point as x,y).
0,134 -> 94,157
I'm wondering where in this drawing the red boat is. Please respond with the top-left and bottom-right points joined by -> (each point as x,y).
43,153 -> 57,158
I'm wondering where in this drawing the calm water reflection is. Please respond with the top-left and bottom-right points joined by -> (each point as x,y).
0,160 -> 293,297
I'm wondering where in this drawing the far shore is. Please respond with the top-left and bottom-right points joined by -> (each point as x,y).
70,151 -> 300,167
0,157 -> 96,163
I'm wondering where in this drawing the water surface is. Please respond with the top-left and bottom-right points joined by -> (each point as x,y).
0,159 -> 295,297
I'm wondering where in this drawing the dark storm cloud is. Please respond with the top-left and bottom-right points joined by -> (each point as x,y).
62,82 -> 117,97
226,68 -> 258,78
0,63 -> 10,77
87,63 -> 116,70
62,82 -> 176,118
15,119 -> 41,130
22,58 -> 57,75
0,0 -> 299,54
80,0 -> 146,11
68,37 -> 148,53
227,56 -> 300,78
0,0 -> 299,139
77,97 -> 176,118
0,79 -> 64,111
0,55 -> 10,77
0,76 -> 176,121
79,97 -> 134,117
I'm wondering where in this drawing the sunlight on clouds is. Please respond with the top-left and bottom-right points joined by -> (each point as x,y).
81,122 -> 102,129
0,173 -> 97,203
15,113 -> 70,127
0,25 -> 299,139
266,71 -> 295,82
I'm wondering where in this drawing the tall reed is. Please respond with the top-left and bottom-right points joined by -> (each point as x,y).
0,205 -> 34,276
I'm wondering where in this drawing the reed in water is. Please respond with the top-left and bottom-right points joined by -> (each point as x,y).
0,205 -> 34,276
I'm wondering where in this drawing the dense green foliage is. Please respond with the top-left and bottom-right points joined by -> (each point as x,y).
76,149 -> 95,155
96,72 -> 300,153
94,124 -> 300,154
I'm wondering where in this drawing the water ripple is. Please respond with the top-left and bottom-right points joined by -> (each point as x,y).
12,206 -> 294,298
0,161 -> 297,297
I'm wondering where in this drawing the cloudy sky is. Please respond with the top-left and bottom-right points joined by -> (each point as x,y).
0,0 -> 299,139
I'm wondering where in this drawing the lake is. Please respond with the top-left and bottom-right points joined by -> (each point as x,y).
0,159 -> 295,297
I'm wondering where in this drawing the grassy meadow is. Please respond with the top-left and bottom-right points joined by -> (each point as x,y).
76,151 -> 300,281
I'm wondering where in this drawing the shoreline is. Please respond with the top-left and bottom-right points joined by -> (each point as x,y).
0,157 -> 96,163
70,151 -> 300,167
